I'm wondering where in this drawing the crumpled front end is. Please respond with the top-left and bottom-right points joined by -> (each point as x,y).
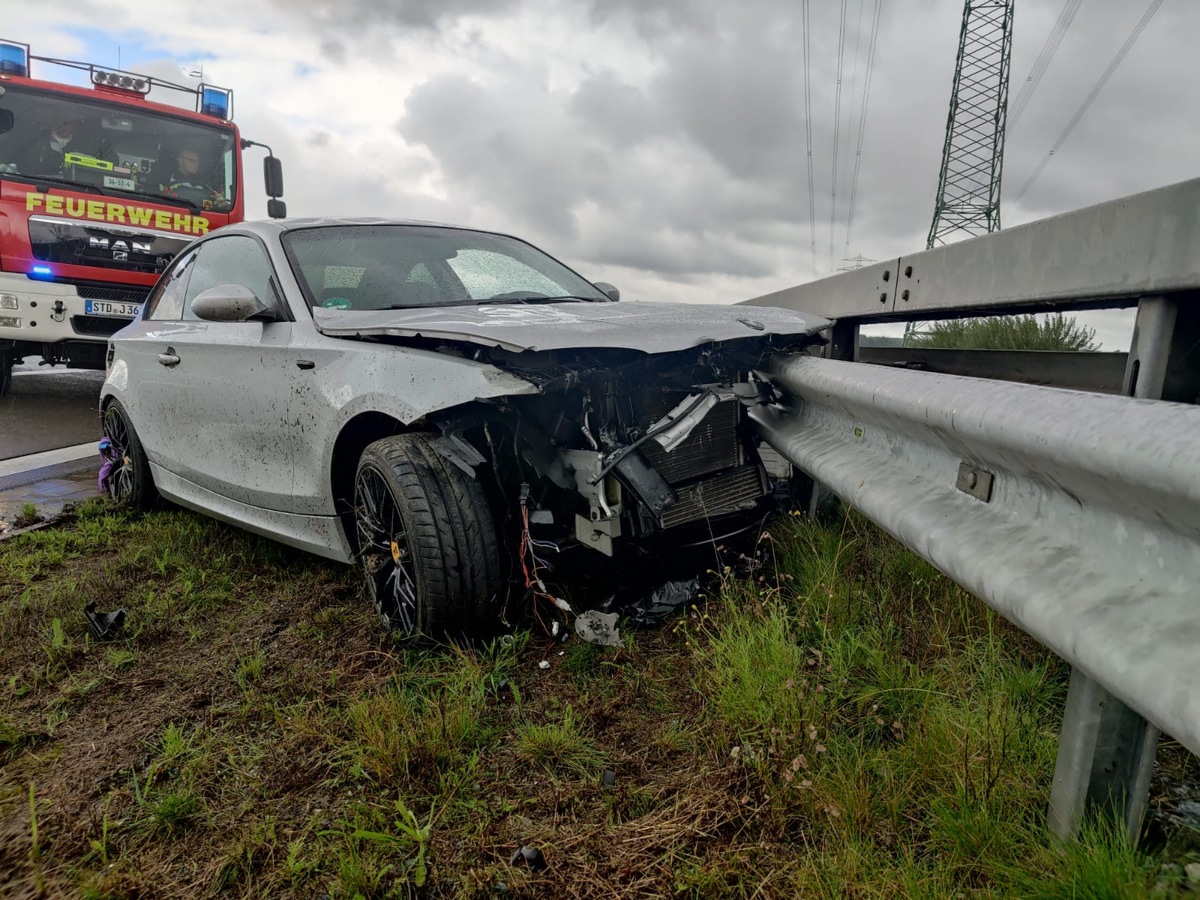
421,328 -> 822,560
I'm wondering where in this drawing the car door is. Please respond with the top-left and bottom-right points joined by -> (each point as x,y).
150,234 -> 306,512
115,248 -> 197,467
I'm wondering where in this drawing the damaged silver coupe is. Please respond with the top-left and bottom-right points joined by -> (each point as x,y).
100,219 -> 827,639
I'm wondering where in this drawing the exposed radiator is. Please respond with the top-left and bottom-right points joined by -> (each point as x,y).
660,465 -> 768,529
641,399 -> 741,484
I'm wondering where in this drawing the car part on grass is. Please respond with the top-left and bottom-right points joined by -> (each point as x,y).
509,846 -> 548,871
611,577 -> 701,627
601,768 -> 617,789
574,610 -> 622,647
84,601 -> 125,640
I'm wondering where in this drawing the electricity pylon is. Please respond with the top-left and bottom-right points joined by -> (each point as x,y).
926,0 -> 1014,249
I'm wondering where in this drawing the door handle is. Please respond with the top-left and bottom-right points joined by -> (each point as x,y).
157,348 -> 181,368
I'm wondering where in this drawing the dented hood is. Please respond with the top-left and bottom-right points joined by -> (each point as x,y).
312,301 -> 830,354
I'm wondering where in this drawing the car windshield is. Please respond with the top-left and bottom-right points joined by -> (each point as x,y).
0,84 -> 237,211
282,224 -> 609,311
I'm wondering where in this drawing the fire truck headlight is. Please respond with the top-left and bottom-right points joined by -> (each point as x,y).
0,316 -> 21,328
0,294 -> 18,310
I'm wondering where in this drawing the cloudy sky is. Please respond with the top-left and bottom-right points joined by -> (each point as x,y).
8,0 -> 1198,348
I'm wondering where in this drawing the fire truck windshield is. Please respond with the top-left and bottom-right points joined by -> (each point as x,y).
0,84 -> 236,212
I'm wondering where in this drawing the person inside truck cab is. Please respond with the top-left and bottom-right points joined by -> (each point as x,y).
159,145 -> 217,203
24,119 -> 76,174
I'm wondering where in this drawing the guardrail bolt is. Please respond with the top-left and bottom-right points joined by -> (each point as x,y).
904,265 -> 913,277
902,289 -> 910,301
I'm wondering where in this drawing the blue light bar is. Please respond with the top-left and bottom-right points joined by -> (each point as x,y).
30,265 -> 53,279
0,40 -> 29,77
199,85 -> 231,119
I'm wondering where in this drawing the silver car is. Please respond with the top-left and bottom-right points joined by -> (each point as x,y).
101,219 -> 828,639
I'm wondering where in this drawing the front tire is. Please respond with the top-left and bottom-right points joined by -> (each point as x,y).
353,433 -> 501,642
101,400 -> 157,509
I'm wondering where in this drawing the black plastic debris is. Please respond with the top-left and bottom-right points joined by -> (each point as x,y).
486,677 -> 510,698
509,845 -> 547,871
620,577 -> 700,626
601,768 -> 617,789
85,601 -> 126,640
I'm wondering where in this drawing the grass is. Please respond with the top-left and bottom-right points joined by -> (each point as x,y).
0,498 -> 1196,897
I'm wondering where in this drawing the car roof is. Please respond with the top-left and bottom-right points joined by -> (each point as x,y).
232,216 -> 497,239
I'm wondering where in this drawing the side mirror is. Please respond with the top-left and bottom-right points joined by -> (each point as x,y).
191,284 -> 272,322
594,281 -> 620,302
267,198 -> 287,219
264,155 -> 284,198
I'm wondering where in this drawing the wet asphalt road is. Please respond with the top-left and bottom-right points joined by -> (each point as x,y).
0,364 -> 105,460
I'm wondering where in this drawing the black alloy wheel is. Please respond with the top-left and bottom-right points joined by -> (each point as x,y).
101,401 -> 156,509
353,433 -> 502,643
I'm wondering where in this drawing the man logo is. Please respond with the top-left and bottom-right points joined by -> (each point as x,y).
89,236 -> 152,261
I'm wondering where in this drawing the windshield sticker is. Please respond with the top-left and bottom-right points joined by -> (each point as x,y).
23,192 -> 210,235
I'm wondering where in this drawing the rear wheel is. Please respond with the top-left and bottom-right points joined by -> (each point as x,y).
353,433 -> 501,642
101,400 -> 157,509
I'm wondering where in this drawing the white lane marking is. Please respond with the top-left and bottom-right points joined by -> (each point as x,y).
0,442 -> 97,478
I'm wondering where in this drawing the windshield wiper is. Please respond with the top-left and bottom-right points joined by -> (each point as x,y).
1,172 -> 204,211
436,295 -> 596,308
134,190 -> 203,212
4,173 -> 104,195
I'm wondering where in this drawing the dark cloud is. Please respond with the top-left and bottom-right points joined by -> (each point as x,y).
276,0 -> 521,32
92,0 -> 1197,301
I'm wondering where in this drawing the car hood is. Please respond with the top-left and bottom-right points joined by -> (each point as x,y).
312,301 -> 830,354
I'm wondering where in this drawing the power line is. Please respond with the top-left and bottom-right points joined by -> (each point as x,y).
843,0 -> 884,257
802,0 -> 817,274
828,0 -> 850,272
1009,0 -> 1082,128
1016,0 -> 1164,203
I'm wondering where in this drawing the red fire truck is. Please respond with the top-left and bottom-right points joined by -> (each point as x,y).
0,39 -> 285,395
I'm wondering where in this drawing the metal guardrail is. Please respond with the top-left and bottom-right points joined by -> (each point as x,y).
746,176 -> 1200,322
858,347 -> 1129,394
754,355 -> 1200,758
744,177 -> 1200,842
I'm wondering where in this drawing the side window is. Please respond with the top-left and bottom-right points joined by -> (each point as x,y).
182,235 -> 276,321
145,251 -> 195,321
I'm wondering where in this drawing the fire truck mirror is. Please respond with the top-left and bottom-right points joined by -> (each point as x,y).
267,198 -> 287,219
263,156 -> 284,199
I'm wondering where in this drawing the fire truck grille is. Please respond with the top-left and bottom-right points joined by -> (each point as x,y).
71,315 -> 130,337
68,281 -> 153,305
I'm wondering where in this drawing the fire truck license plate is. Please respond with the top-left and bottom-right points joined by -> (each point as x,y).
85,300 -> 142,318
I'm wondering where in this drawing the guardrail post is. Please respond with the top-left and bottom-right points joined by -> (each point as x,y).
828,319 -> 860,362
1048,293 -> 1197,843
1048,668 -> 1159,842
796,319 -> 860,516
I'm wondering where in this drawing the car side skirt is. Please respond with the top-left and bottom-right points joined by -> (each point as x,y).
151,463 -> 355,564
